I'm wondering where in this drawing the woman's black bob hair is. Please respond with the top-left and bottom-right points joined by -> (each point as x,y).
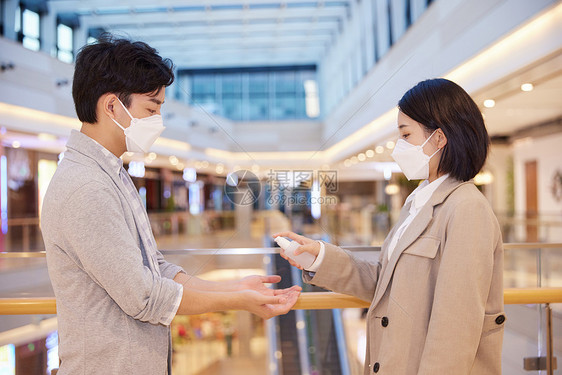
398,78 -> 490,182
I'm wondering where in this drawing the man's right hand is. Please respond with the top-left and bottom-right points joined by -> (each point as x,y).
239,288 -> 301,319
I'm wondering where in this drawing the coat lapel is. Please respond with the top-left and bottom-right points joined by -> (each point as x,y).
371,177 -> 470,307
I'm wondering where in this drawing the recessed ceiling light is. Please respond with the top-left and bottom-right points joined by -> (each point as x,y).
366,149 -> 375,158
12,141 -> 21,148
386,141 -> 395,149
358,153 -> 366,161
484,99 -> 495,108
521,83 -> 533,92
375,146 -> 384,154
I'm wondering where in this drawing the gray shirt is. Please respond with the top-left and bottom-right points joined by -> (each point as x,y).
41,130 -> 184,374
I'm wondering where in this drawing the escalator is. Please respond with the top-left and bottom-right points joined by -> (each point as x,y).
271,252 -> 350,375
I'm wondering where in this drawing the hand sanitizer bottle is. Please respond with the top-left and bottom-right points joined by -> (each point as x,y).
274,236 -> 316,270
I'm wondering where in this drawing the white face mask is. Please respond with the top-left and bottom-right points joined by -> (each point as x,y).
391,129 -> 441,180
111,97 -> 165,154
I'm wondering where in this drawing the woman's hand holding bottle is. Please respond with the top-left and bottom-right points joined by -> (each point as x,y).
272,231 -> 321,270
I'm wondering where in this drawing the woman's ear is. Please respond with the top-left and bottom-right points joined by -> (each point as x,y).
437,128 -> 448,149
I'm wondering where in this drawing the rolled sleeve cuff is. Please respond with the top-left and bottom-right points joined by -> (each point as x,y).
161,282 -> 183,326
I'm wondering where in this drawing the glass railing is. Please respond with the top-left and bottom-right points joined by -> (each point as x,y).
1,244 -> 561,375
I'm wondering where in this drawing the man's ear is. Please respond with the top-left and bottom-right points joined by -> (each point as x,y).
101,93 -> 118,119
437,128 -> 448,149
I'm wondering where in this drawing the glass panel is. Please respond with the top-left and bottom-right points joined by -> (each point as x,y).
192,74 -> 216,95
274,71 -> 296,94
22,36 -> 40,51
14,6 -> 21,33
222,96 -> 243,121
248,94 -> 269,121
22,9 -> 39,39
57,24 -> 73,51
221,73 -> 242,94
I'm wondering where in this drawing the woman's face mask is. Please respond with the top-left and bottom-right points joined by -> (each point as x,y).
391,129 -> 441,180
110,97 -> 165,154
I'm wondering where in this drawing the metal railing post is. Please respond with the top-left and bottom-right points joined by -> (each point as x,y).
546,303 -> 553,375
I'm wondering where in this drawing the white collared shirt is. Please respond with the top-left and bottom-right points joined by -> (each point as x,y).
307,174 -> 449,272
386,174 -> 449,260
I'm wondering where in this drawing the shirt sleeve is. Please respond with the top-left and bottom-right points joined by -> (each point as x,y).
305,241 -> 325,272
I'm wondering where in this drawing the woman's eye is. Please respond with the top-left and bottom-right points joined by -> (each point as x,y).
148,109 -> 156,114
401,134 -> 410,139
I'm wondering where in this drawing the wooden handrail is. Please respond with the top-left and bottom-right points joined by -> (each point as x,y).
2,288 -> 562,315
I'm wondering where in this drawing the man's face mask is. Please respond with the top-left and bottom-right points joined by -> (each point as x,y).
110,97 -> 165,154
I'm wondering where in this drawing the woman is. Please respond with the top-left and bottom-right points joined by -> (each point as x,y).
275,78 -> 505,375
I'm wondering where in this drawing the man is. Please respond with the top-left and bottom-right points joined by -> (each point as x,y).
41,35 -> 300,374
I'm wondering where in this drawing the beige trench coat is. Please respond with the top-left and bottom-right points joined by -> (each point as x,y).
304,178 -> 505,375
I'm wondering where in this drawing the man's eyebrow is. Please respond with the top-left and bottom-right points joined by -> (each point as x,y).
149,98 -> 164,105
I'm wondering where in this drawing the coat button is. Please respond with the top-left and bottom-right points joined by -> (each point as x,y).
373,362 -> 380,372
381,317 -> 389,327
495,315 -> 505,325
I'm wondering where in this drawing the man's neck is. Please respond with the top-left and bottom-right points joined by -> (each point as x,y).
80,123 -> 125,158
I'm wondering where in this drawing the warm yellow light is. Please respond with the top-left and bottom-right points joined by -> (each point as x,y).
474,171 -> 494,185
344,159 -> 352,167
38,133 -> 57,141
385,184 -> 400,195
12,141 -> 21,148
484,99 -> 496,108
521,83 -> 534,92
386,141 -> 395,149
351,156 -> 358,164
148,152 -> 157,160
366,149 -> 375,158
375,146 -> 384,154
169,156 -> 178,165
357,153 -> 366,162
251,164 -> 260,173
201,160 -> 209,168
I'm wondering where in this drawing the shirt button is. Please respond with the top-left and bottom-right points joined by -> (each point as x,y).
373,362 -> 380,372
381,317 -> 389,327
495,315 -> 505,325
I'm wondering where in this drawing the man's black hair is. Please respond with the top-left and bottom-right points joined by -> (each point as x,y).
398,78 -> 490,181
72,33 -> 174,123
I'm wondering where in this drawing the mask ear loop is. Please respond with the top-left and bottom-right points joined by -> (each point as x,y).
421,129 -> 443,159
115,97 -> 134,121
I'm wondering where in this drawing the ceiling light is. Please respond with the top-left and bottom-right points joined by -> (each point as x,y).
169,156 -> 178,165
521,83 -> 533,92
357,153 -> 366,162
366,149 -> 375,158
375,146 -> 384,154
12,141 -> 21,148
483,99 -> 495,108
351,156 -> 358,164
344,159 -> 352,167
201,160 -> 209,168
386,141 -> 395,149
148,152 -> 157,160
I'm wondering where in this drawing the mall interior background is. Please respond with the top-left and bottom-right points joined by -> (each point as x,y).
0,0 -> 561,374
